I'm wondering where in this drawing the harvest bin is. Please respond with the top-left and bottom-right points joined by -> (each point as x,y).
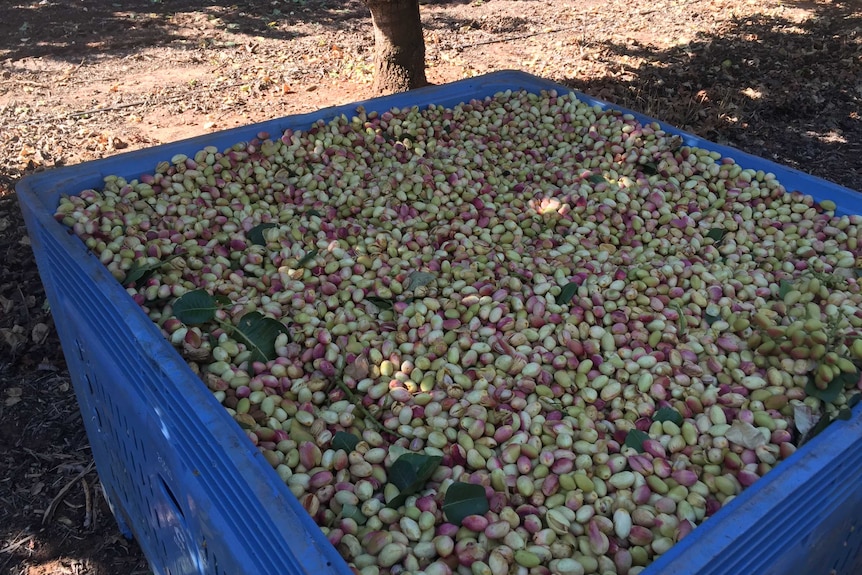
15,70 -> 862,575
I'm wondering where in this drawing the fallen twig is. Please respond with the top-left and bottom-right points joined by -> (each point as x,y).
453,24 -> 581,50
82,476 -> 93,529
5,81 -> 250,127
41,460 -> 95,526
0,534 -> 35,554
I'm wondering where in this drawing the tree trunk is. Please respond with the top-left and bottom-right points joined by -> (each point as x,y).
365,0 -> 428,95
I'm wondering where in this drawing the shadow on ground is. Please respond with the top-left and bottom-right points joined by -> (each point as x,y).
1,0 -> 370,63
560,0 -> 862,191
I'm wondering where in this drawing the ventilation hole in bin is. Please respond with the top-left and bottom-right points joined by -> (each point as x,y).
135,431 -> 146,461
93,405 -> 103,430
160,539 -> 169,568
212,543 -> 228,575
75,338 -> 86,362
157,475 -> 185,519
83,372 -> 95,397
203,541 -> 221,573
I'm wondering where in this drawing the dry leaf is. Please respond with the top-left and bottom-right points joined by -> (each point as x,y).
0,294 -> 13,313
5,386 -> 22,407
31,322 -> 50,344
725,420 -> 768,449
1,328 -> 27,351
793,404 -> 820,436
344,354 -> 370,381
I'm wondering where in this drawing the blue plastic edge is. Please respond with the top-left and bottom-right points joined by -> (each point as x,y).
20,182 -> 349,573
15,69 -> 862,575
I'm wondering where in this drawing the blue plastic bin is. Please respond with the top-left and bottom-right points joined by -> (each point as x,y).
16,70 -> 862,575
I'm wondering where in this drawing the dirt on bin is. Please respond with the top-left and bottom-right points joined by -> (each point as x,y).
0,0 -> 860,573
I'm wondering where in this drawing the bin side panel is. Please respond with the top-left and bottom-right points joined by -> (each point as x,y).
25,213 -> 345,575
644,407 -> 862,574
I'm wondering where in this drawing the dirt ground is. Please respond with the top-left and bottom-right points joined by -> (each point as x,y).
0,0 -> 859,573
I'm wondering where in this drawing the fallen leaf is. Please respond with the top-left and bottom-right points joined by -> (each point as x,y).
1,328 -> 27,351
725,419 -> 768,449
37,360 -> 58,371
5,386 -> 23,407
405,271 -> 436,291
31,322 -> 50,344
344,354 -> 370,381
794,404 -> 820,436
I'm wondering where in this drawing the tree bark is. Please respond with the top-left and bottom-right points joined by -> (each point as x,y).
365,0 -> 428,95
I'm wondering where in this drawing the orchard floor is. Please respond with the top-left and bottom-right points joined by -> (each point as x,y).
0,0 -> 859,573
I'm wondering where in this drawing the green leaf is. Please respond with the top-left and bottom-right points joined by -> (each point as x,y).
331,431 -> 360,453
233,312 -> 291,365
705,228 -> 727,244
804,369 -> 854,404
365,296 -> 395,311
297,248 -> 319,268
652,407 -> 683,426
248,222 -> 278,246
854,268 -> 862,279
834,369 -> 859,389
389,453 -> 441,491
641,162 -> 658,176
442,482 -> 489,526
213,294 -> 232,306
624,429 -> 650,453
307,209 -> 323,218
704,311 -> 721,326
557,281 -> 580,306
123,253 -> 183,287
385,453 -> 442,508
340,504 -> 367,525
173,289 -> 218,324
778,279 -> 793,300
588,173 -> 606,184
405,271 -> 436,292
